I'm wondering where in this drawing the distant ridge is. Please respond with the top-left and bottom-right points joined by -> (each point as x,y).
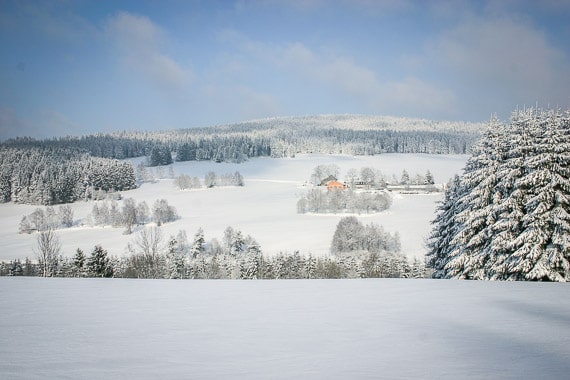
171,114 -> 484,136
2,114 -> 482,183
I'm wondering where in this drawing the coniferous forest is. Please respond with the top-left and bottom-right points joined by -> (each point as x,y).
0,146 -> 136,205
427,108 -> 570,282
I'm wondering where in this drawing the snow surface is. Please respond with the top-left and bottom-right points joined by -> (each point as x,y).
1,277 -> 569,379
0,154 -> 467,261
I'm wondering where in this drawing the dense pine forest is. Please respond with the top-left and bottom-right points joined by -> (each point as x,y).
427,108 -> 570,282
0,146 -> 136,205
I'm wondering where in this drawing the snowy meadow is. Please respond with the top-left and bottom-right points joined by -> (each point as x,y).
0,153 -> 467,262
1,277 -> 569,379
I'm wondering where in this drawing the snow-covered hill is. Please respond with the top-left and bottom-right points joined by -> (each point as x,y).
0,153 -> 467,261
1,277 -> 568,379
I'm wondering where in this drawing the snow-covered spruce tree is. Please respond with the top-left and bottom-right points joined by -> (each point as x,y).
486,109 -> 537,279
190,228 -> 206,258
502,109 -> 570,280
440,116 -> 510,279
165,236 -> 186,279
72,248 -> 86,277
425,175 -> 463,278
428,108 -> 570,281
87,245 -> 113,278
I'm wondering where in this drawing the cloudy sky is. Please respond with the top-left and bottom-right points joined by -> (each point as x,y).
1,0 -> 569,139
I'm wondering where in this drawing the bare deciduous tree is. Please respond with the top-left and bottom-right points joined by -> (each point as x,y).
35,228 -> 61,277
127,226 -> 165,278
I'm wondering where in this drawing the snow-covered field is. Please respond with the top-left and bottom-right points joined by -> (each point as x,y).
1,277 -> 568,379
0,154 -> 467,261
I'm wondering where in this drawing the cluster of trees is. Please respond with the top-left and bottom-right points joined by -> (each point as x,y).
330,216 -> 401,255
90,198 -> 178,232
297,189 -> 392,214
427,108 -> 570,282
148,145 -> 173,167
205,171 -> 245,188
174,137 -> 266,163
15,231 -> 115,278
175,171 -> 245,190
135,162 -> 176,184
1,135 -> 150,160
271,128 -> 473,157
174,174 -> 202,190
0,146 -> 136,205
18,197 -> 178,235
398,169 -> 435,186
19,205 -> 74,233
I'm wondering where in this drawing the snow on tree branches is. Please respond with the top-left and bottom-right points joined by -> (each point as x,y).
427,108 -> 570,281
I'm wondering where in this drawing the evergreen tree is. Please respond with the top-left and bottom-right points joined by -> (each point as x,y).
176,142 -> 197,162
426,175 -> 463,278
427,108 -> 570,281
165,236 -> 185,279
424,170 -> 434,185
444,117 -> 510,279
73,248 -> 86,277
190,228 -> 206,258
400,170 -> 410,185
503,109 -> 570,281
87,245 -> 114,278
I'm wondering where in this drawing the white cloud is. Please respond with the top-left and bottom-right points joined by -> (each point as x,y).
105,12 -> 192,92
279,43 -> 379,97
223,33 -> 457,117
378,77 -> 458,118
201,84 -> 281,122
430,15 -> 570,108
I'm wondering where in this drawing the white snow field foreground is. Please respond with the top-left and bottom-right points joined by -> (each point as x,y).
1,278 -> 569,379
0,154 -> 467,261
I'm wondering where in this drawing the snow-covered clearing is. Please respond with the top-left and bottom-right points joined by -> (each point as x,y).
1,277 -> 568,379
0,154 -> 467,261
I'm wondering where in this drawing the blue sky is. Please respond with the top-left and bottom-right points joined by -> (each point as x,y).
1,0 -> 569,139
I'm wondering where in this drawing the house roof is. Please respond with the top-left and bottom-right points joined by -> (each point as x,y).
320,175 -> 337,186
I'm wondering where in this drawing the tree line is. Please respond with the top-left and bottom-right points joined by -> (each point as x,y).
2,217 -> 424,279
0,246 -> 426,280
2,115 -> 479,169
